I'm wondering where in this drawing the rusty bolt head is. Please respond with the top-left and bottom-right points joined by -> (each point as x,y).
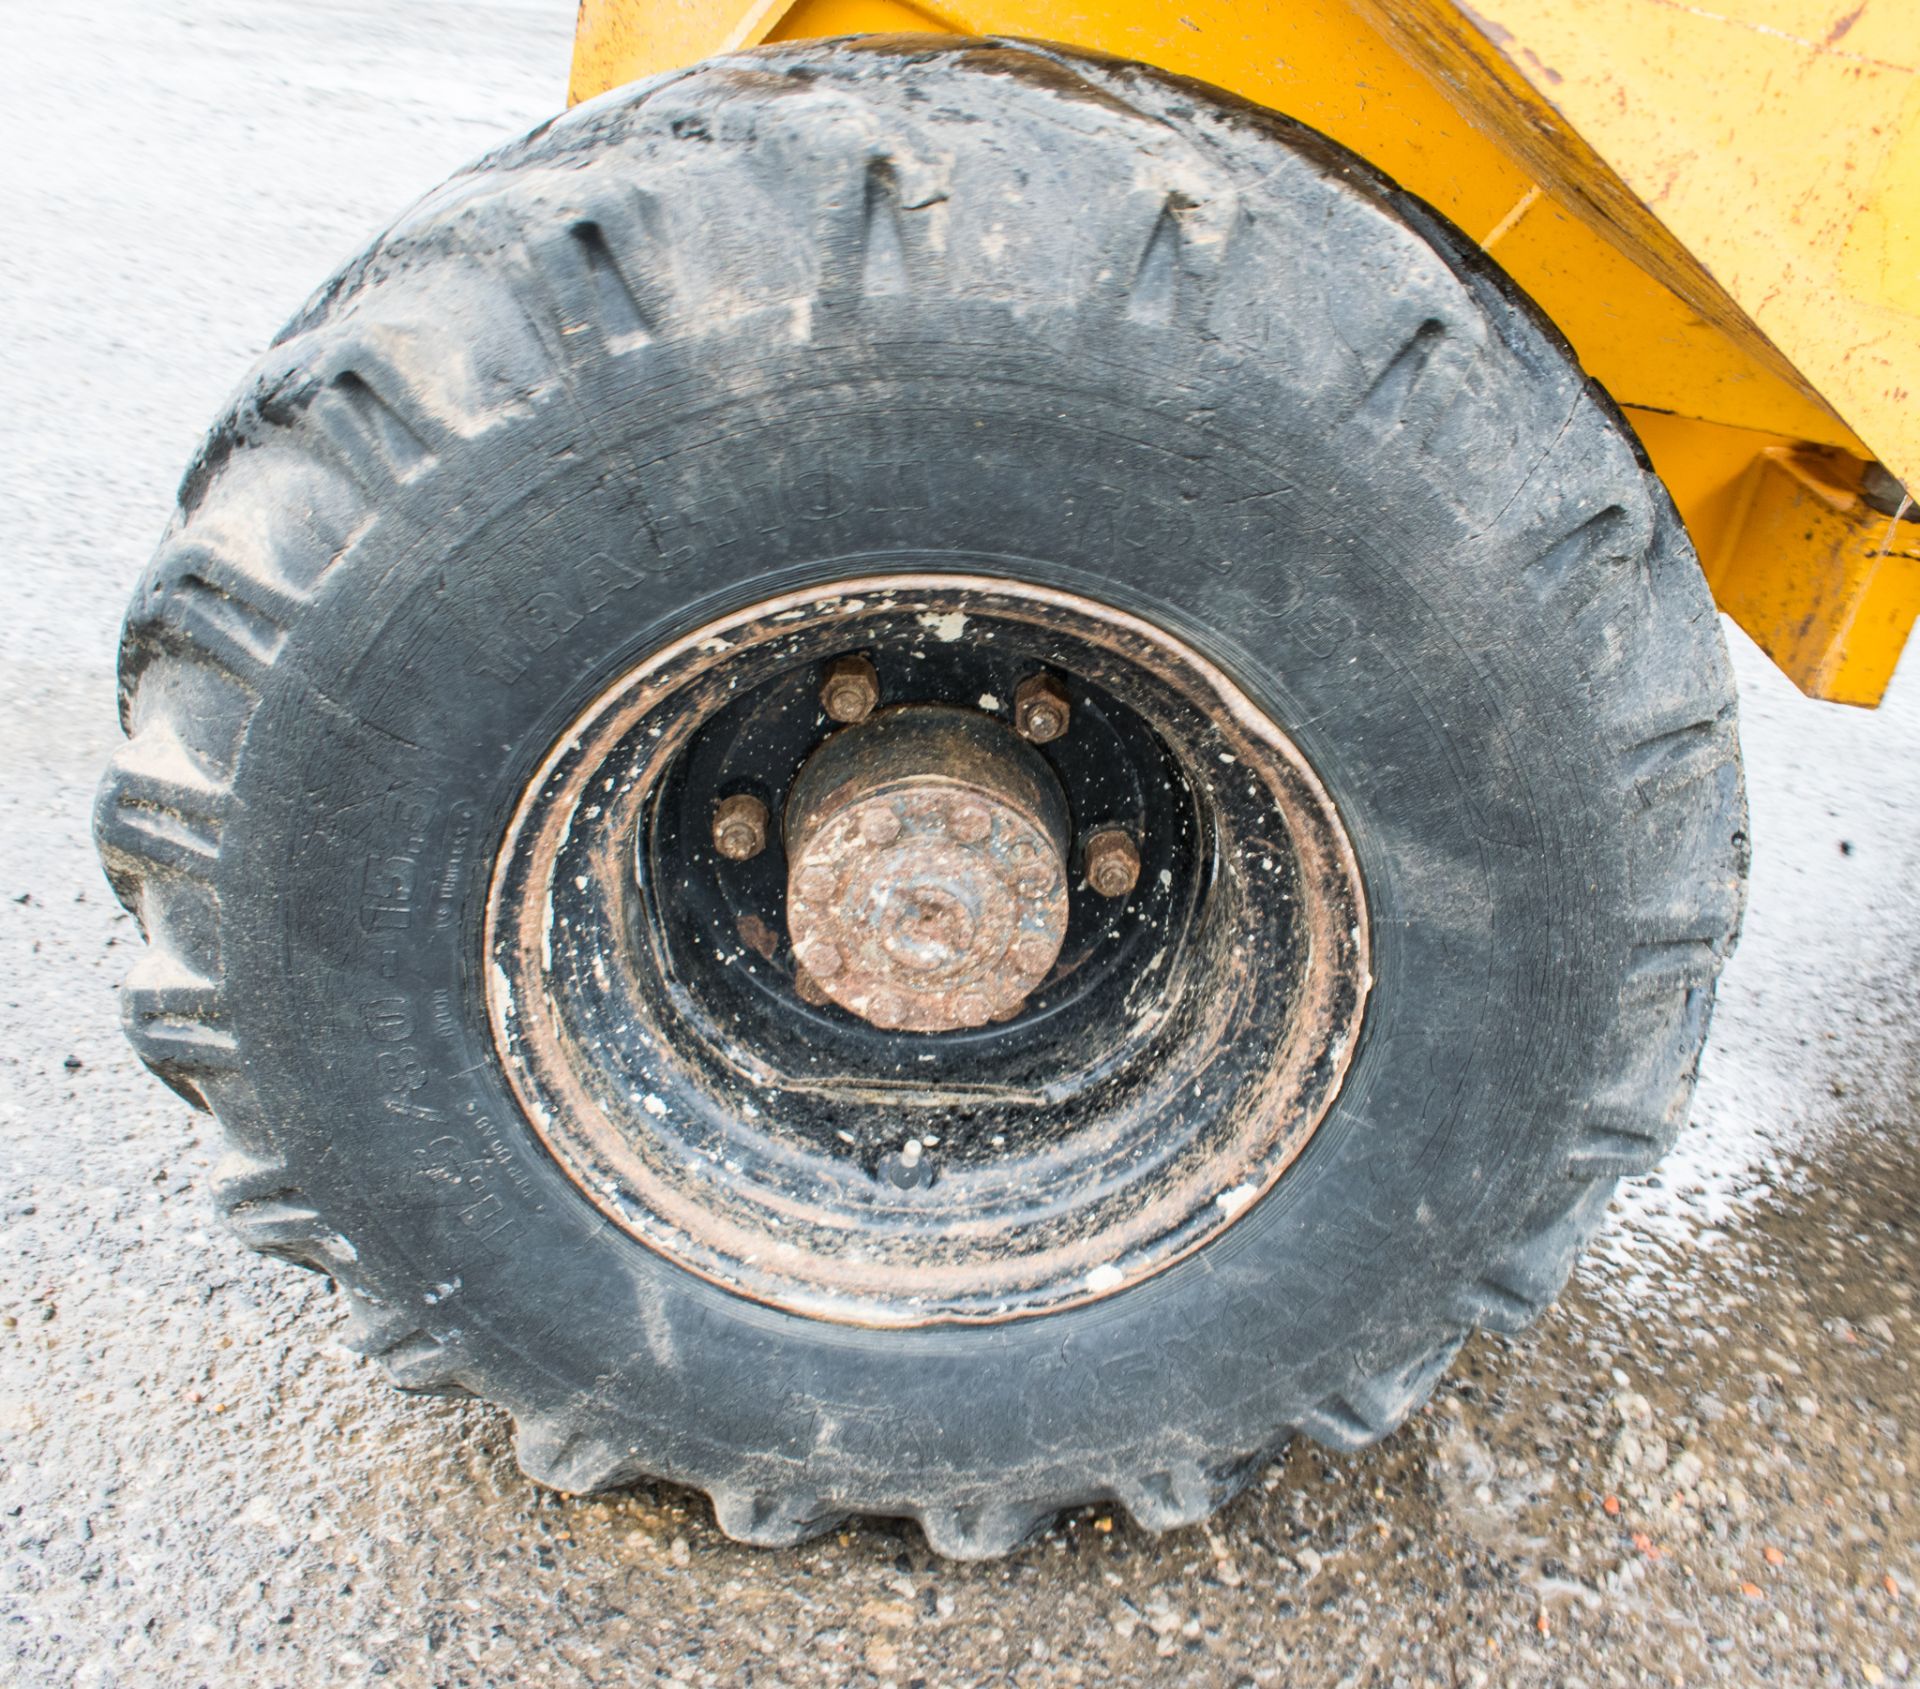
1013,673 -> 1070,744
797,939 -> 843,979
821,654 -> 880,724
793,965 -> 831,1006
711,793 -> 770,861
1085,827 -> 1142,899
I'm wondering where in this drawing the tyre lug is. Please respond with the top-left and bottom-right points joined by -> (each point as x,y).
1013,672 -> 1070,743
711,793 -> 769,861
1085,826 -> 1142,898
820,654 -> 880,724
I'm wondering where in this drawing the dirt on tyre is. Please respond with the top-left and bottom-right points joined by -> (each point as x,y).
96,38 -> 1746,1557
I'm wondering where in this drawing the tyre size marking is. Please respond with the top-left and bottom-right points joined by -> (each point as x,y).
361,994 -> 441,1122
422,1131 -> 519,1244
358,789 -> 434,935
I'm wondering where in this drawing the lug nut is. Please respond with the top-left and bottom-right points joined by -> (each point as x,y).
711,793 -> 769,861
1085,826 -> 1142,899
820,654 -> 880,724
1013,672 -> 1070,743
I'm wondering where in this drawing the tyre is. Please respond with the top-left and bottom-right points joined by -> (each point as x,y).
96,37 -> 1747,1557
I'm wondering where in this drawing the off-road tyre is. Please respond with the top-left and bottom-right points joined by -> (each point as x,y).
96,38 -> 1747,1557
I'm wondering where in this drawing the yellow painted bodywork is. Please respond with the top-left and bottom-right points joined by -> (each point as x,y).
571,0 -> 1920,705
1693,441 -> 1918,709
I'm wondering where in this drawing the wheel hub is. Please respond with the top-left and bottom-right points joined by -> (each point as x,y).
785,707 -> 1069,1032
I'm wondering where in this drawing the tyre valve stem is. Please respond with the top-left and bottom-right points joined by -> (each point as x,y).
880,1138 -> 931,1189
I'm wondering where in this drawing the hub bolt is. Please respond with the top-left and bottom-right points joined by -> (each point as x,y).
821,654 -> 880,724
1085,826 -> 1142,899
1013,673 -> 1070,743
711,793 -> 770,861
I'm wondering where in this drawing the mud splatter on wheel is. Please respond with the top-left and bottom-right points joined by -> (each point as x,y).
96,38 -> 1745,1557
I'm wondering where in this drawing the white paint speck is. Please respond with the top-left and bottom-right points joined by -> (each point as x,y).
1085,1264 -> 1124,1293
918,610 -> 969,642
1216,1183 -> 1259,1219
978,692 -> 1002,712
642,1094 -> 668,1117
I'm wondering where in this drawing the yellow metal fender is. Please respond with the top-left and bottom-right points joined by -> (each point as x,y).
570,0 -> 1920,705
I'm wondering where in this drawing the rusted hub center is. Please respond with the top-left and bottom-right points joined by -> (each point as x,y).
785,706 -> 1070,1032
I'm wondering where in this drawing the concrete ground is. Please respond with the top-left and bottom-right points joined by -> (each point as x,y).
2,4 -> 1915,1685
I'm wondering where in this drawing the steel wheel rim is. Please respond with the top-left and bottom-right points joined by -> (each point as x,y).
486,573 -> 1371,1326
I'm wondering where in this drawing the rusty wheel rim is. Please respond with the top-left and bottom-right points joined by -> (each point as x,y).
486,575 -> 1370,1326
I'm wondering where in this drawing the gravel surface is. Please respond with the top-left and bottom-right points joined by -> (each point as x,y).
2,4 -> 1916,1685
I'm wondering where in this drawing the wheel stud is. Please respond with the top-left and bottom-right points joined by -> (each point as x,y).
711,793 -> 770,861
820,654 -> 880,723
1085,826 -> 1141,898
1013,672 -> 1070,743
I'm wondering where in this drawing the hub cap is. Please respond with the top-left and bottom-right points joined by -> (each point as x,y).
785,707 -> 1069,1032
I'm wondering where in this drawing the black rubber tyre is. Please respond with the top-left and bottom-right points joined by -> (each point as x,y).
97,38 -> 1746,1557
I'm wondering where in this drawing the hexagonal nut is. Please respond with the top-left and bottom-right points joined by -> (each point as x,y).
949,801 -> 992,845
820,655 -> 880,724
1013,673 -> 1070,743
1084,826 -> 1141,898
711,793 -> 769,861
